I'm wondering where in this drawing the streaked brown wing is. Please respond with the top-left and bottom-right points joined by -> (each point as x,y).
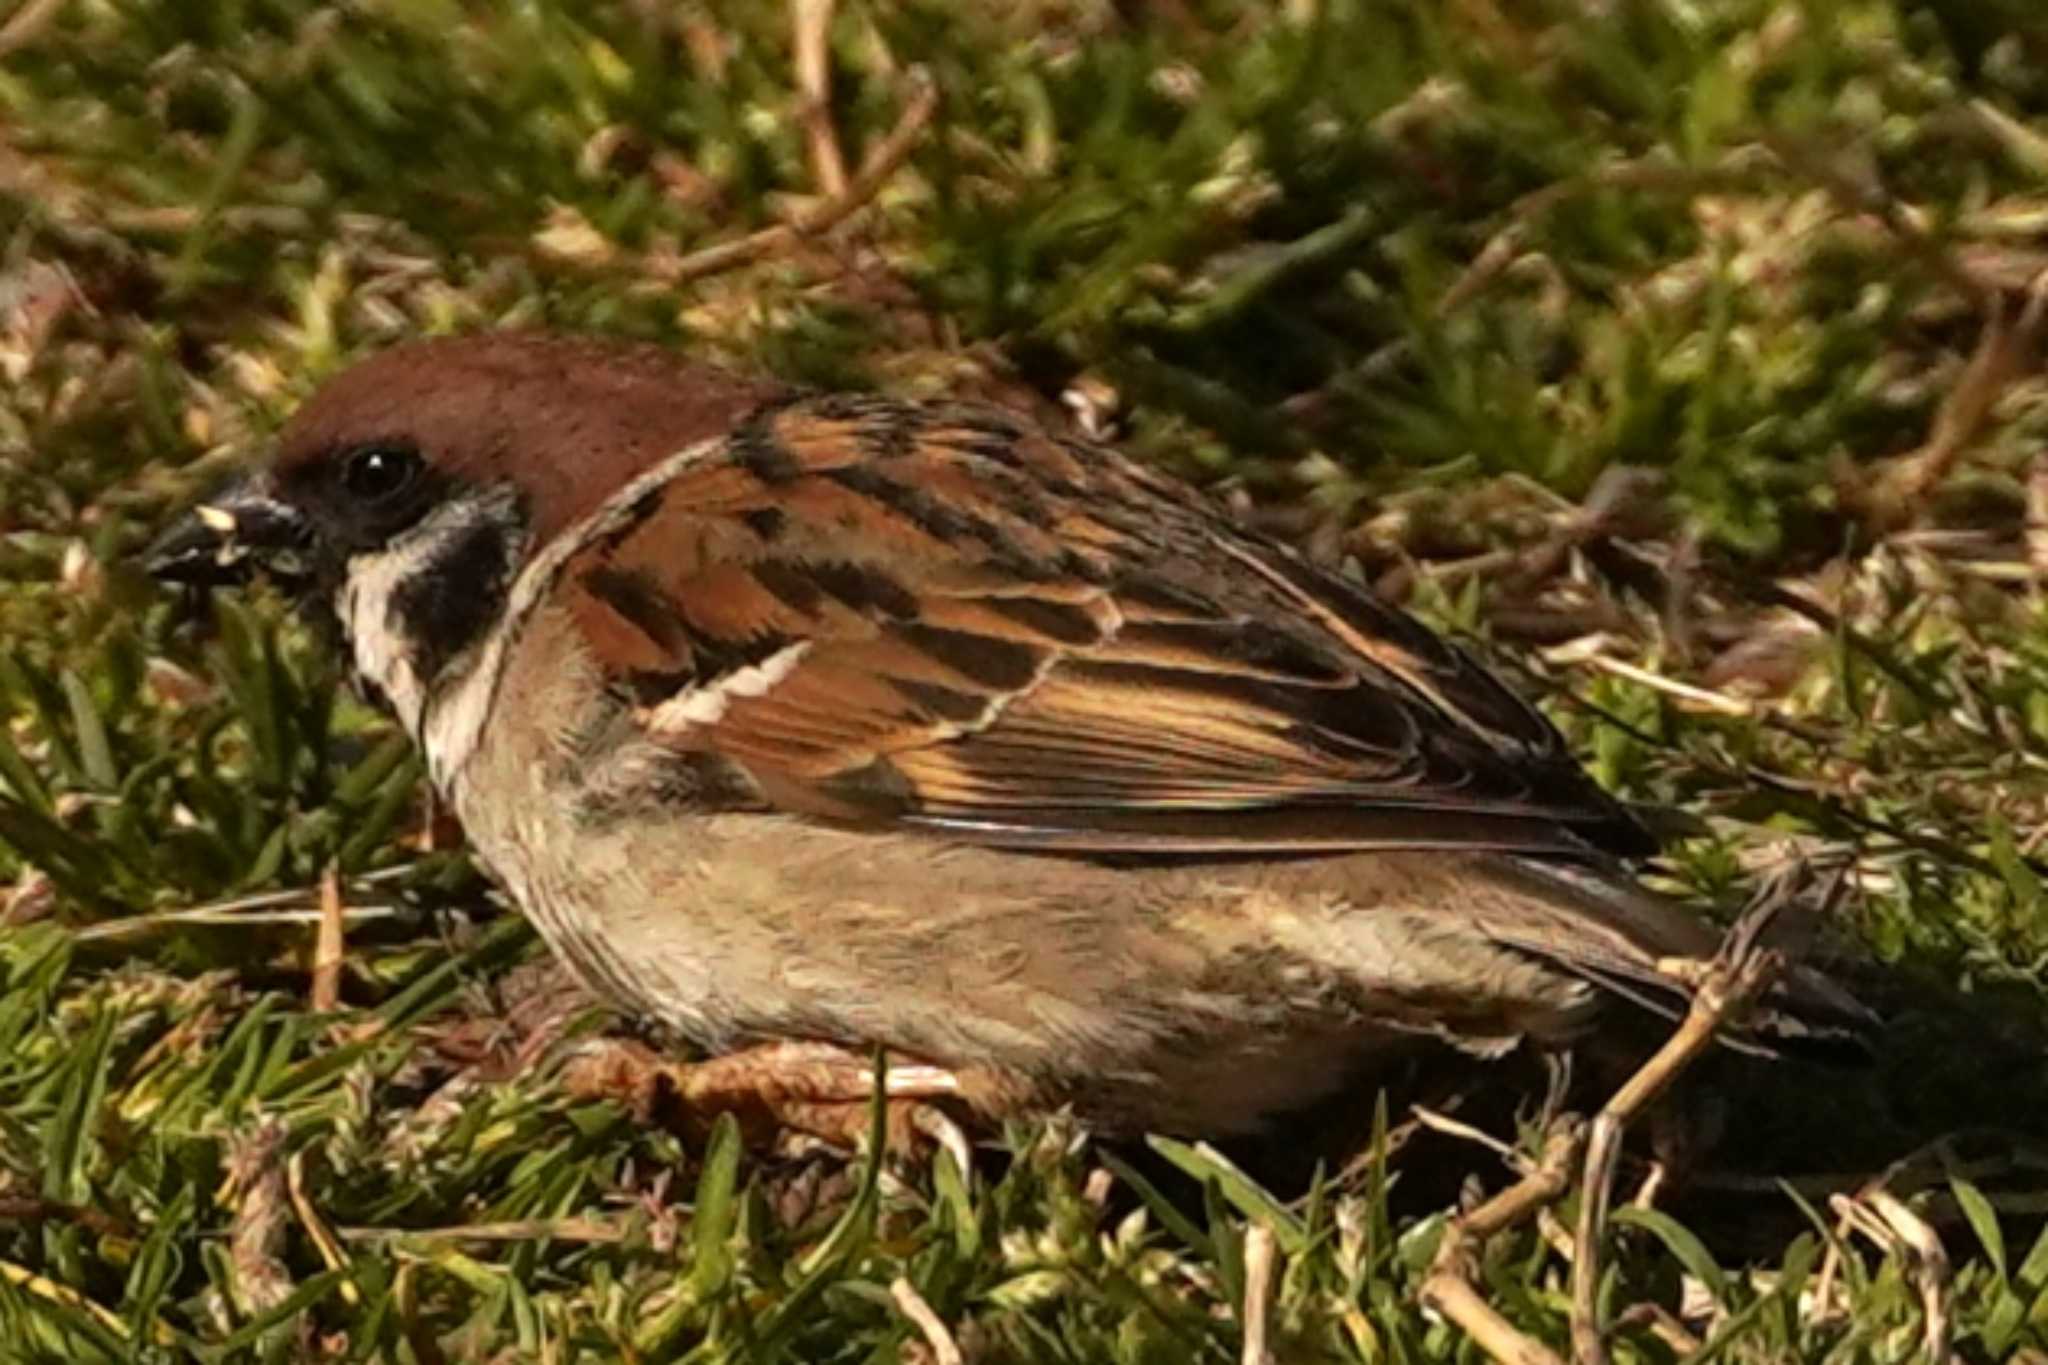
556,392 -> 1654,860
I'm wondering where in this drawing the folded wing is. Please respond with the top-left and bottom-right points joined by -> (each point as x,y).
554,392 -> 1656,861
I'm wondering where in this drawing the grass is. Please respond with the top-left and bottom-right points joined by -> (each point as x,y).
1,0 -> 2047,1358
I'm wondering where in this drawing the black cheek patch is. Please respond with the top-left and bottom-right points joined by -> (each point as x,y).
389,518 -> 515,683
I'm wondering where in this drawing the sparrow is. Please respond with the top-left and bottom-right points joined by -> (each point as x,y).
147,331 -> 1868,1140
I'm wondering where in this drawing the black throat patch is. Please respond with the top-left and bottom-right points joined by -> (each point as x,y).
385,494 -> 527,687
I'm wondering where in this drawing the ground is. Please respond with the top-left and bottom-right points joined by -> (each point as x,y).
1,0 -> 2046,1360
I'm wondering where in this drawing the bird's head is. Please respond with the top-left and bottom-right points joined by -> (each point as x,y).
146,332 -> 781,724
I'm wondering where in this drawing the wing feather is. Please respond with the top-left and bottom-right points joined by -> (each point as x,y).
554,392 -> 1655,861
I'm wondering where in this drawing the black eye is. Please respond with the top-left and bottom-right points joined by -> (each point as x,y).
340,445 -> 421,502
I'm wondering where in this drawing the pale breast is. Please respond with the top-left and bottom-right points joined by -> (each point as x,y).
440,598 -> 742,1040
436,605 -> 1613,1135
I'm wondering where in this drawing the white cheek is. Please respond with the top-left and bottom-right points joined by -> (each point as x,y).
421,650 -> 499,792
341,550 -> 430,736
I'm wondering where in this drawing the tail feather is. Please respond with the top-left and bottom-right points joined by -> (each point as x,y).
1484,855 -> 1877,1058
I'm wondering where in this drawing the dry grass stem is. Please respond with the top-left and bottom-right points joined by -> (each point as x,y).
1864,272 -> 2048,528
287,1150 -> 360,1306
661,65 -> 935,285
1572,654 -> 1754,716
890,1275 -> 964,1365
1420,1120 -> 1586,1365
73,865 -> 414,941
0,1193 -> 134,1240
1612,1303 -> 1703,1356
1871,1192 -> 1954,1365
1241,1222 -> 1278,1365
1569,902 -> 1788,1365
310,860 -> 345,1012
1834,1190 -> 1956,1363
0,1256 -> 132,1340
791,0 -> 848,196
1410,1104 -> 1524,1166
338,1217 -> 633,1245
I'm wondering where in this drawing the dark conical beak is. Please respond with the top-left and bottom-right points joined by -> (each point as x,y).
146,481 -> 315,588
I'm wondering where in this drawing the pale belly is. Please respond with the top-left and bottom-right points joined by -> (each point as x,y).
433,605 -> 1605,1135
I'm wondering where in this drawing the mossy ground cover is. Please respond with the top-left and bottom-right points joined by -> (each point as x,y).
1,0 -> 2046,1359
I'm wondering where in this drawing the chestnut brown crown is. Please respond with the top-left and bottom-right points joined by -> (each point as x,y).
269,332 -> 786,549
145,333 -> 782,593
